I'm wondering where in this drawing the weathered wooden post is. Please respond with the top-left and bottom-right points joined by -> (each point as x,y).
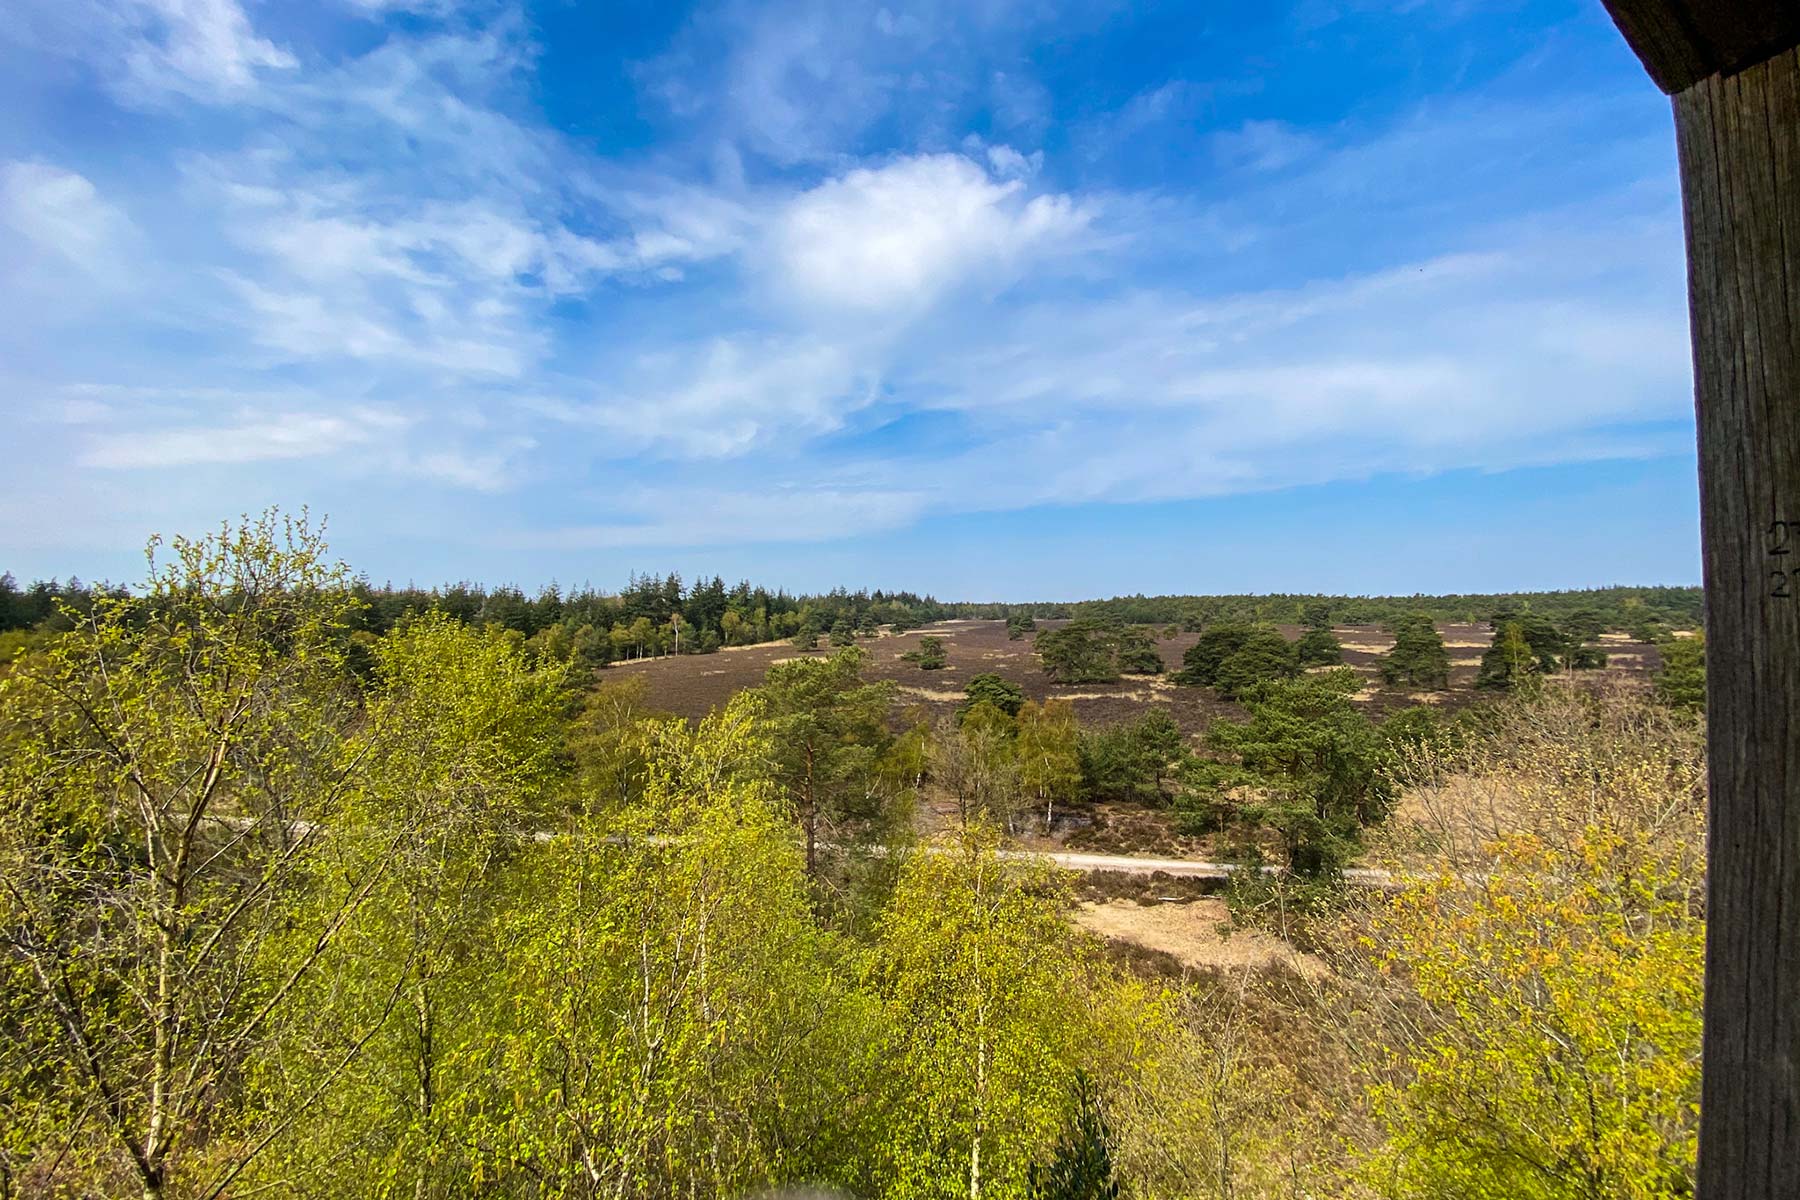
1600,3 -> 1800,1194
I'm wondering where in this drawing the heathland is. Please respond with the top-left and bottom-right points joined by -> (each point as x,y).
0,513 -> 1707,1200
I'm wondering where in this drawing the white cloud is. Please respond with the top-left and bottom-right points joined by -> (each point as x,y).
771,153 -> 1089,314
120,0 -> 296,99
1,162 -> 135,274
1212,119 -> 1322,172
524,485 -> 931,548
79,409 -> 404,469
544,336 -> 878,458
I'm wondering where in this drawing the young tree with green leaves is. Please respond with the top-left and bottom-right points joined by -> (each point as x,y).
872,836 -> 1126,1200
1477,622 -> 1542,691
903,635 -> 950,670
755,647 -> 897,878
1034,620 -> 1122,684
1078,709 -> 1188,806
0,513 -> 411,1200
1212,629 -> 1301,701
1015,700 -> 1082,829
1173,623 -> 1254,686
936,702 -> 1025,831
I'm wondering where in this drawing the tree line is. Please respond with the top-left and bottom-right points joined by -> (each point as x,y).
0,567 -> 952,669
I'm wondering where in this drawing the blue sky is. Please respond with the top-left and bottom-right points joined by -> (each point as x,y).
0,0 -> 1699,599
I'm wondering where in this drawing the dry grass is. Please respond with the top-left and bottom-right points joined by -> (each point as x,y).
1076,897 -> 1329,979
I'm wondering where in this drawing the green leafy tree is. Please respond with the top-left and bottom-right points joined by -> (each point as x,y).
756,647 -> 897,877
0,513 -> 408,1200
936,702 -> 1025,831
873,836 -> 1121,1200
1116,627 -> 1164,675
1205,669 -> 1393,877
903,635 -> 949,670
1655,633 -> 1706,711
961,672 -> 1027,719
1295,626 -> 1343,666
1015,700 -> 1082,828
1173,624 -> 1254,687
1212,629 -> 1301,700
466,699 -> 870,1199
1079,709 -> 1188,806
1364,830 -> 1702,1199
252,611 -> 568,1199
831,618 -> 856,647
1035,620 -> 1121,684
1477,622 -> 1542,691
1378,616 -> 1450,689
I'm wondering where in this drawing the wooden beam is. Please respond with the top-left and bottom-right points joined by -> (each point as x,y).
1673,42 -> 1800,1197
1603,0 -> 1800,92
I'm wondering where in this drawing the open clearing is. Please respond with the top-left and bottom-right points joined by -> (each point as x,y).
607,618 -> 1662,737
1075,897 -> 1328,978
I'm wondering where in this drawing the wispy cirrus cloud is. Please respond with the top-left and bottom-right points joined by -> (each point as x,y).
0,0 -> 1694,589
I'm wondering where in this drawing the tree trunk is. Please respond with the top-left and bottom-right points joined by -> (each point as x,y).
1673,45 -> 1800,1199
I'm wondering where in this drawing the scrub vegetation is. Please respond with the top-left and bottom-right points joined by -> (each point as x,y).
1,513 -> 1708,1199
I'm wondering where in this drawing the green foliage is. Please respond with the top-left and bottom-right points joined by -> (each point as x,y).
0,512 -> 400,1200
1212,629 -> 1301,700
756,646 -> 899,878
1477,621 -> 1543,691
1378,615 -> 1450,689
1006,613 -> 1038,640
1027,1073 -> 1121,1200
962,671 -> 1027,719
1029,618 -> 1123,683
1079,709 -> 1187,806
1295,625 -> 1343,666
1015,700 -> 1082,827
1203,670 -> 1394,877
903,635 -> 949,669
1655,633 -> 1706,711
1173,623 -> 1253,686
1567,643 -> 1609,670
1115,627 -> 1164,675
831,618 -> 856,646
871,835 -> 1136,1200
1366,831 -> 1703,1199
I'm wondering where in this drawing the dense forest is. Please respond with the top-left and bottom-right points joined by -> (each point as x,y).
2,566 -> 1701,671
0,514 -> 1708,1199
947,586 -> 1704,640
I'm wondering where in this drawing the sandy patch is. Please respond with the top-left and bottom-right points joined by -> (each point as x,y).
898,686 -> 967,702
1349,685 -> 1381,702
1338,641 -> 1392,653
1599,632 -> 1634,644
1442,639 -> 1490,649
1075,898 -> 1327,978
1405,692 -> 1445,704
1671,629 -> 1698,639
1450,656 -> 1484,667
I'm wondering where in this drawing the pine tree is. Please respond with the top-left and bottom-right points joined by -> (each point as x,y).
1028,1072 -> 1122,1200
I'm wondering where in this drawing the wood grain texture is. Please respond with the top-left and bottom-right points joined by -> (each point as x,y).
1605,0 -> 1800,93
1675,44 -> 1800,1199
